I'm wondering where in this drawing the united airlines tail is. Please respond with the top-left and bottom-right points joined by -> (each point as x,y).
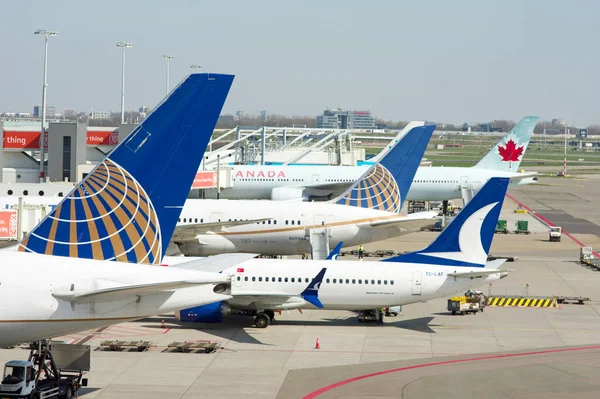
18,73 -> 234,264
475,116 -> 538,172
331,122 -> 435,213
384,177 -> 509,267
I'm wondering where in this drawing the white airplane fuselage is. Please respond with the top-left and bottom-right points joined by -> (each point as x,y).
221,258 -> 506,310
1,197 -> 436,257
200,165 -> 534,201
202,164 -> 367,200
0,251 -> 228,347
175,200 -> 435,256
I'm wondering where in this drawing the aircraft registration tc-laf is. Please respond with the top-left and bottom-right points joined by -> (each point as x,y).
0,73 -> 235,347
174,177 -> 512,329
200,116 -> 539,204
2,122 -> 438,258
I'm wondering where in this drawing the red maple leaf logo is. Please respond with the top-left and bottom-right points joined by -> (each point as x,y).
498,139 -> 524,162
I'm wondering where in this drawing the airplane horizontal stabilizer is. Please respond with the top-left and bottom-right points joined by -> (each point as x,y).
52,278 -> 230,303
447,269 -> 508,279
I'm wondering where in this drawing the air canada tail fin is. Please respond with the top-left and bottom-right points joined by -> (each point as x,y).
19,73 -> 234,264
383,177 -> 509,267
475,116 -> 538,172
330,122 -> 434,213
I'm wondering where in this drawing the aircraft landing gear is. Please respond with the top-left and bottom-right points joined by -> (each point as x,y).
264,310 -> 275,322
254,313 -> 271,328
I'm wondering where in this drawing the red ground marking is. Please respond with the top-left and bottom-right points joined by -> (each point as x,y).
303,345 -> 600,399
505,194 -> 600,258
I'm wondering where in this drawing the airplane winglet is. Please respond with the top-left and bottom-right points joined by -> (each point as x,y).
326,242 -> 343,260
301,268 -> 327,308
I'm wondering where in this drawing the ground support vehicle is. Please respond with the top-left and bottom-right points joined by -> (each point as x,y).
0,341 -> 89,399
549,226 -> 562,242
448,291 -> 486,315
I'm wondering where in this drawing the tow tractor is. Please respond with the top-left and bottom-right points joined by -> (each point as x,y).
0,341 -> 90,399
549,226 -> 562,242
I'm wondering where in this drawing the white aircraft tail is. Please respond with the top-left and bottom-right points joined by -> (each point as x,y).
474,116 -> 538,172
383,177 -> 510,268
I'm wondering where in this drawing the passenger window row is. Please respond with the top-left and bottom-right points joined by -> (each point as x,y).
176,218 -> 302,226
235,276 -> 394,285
415,180 -> 458,184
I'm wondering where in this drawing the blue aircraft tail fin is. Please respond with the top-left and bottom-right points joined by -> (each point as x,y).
301,268 -> 327,308
19,73 -> 234,264
330,122 -> 434,213
475,116 -> 538,172
384,177 -> 509,267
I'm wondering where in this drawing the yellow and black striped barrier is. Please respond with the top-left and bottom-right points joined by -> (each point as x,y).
486,297 -> 558,308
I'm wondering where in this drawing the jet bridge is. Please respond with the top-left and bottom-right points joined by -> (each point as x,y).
204,126 -> 365,166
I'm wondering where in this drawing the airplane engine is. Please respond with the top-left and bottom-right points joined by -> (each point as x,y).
175,302 -> 232,323
270,187 -> 307,201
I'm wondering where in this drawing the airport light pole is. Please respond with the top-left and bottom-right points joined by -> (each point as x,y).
34,29 -> 57,183
162,55 -> 174,96
190,64 -> 203,73
117,42 -> 132,124
563,125 -> 568,177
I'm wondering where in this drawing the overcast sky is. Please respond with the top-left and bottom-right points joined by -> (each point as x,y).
1,0 -> 598,125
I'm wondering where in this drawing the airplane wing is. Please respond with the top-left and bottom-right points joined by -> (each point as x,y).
168,253 -> 259,273
357,212 -> 438,230
52,278 -> 230,303
171,218 -> 271,241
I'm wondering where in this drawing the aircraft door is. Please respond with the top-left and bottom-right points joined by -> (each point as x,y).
411,271 -> 422,295
209,212 -> 222,222
312,174 -> 320,184
234,274 -> 243,287
460,176 -> 469,190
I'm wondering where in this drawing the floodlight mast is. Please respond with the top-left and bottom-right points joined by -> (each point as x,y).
34,29 -> 57,182
162,55 -> 175,96
116,42 -> 132,124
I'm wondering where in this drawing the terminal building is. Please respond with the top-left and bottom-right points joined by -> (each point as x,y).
316,109 -> 375,130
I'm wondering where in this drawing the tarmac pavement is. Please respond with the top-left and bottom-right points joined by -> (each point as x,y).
1,176 -> 600,398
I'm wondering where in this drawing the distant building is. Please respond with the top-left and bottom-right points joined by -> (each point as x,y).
33,105 -> 56,118
90,110 -> 111,120
259,110 -> 268,121
235,110 -> 244,118
316,109 -> 374,129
